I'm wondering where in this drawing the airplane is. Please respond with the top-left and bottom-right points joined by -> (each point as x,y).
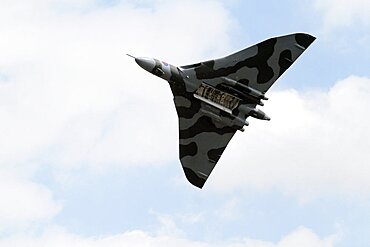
129,33 -> 315,189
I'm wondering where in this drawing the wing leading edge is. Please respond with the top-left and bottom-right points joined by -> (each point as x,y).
180,33 -> 316,93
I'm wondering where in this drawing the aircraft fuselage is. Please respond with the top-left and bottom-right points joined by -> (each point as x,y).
134,56 -> 270,129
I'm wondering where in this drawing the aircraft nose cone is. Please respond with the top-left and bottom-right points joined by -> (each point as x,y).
135,57 -> 156,72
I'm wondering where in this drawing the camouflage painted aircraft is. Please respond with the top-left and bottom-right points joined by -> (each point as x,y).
130,33 -> 315,189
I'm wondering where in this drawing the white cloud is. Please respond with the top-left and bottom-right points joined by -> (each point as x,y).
215,197 -> 240,220
0,0 -> 235,238
275,227 -> 339,247
314,0 -> 370,31
210,75 -> 370,201
0,171 -> 61,231
0,226 -> 339,247
0,0 -> 234,173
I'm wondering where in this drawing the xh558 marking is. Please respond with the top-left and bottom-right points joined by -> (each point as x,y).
130,33 -> 315,189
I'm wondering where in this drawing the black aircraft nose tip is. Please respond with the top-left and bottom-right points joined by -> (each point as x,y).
134,57 -> 141,64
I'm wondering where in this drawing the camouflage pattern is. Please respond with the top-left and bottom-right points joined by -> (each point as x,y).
133,33 -> 315,188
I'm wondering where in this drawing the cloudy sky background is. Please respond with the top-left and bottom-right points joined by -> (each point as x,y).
0,0 -> 369,246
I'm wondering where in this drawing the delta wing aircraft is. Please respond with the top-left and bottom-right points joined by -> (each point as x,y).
130,33 -> 315,188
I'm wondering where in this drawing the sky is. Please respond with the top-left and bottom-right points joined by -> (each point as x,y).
0,0 -> 369,246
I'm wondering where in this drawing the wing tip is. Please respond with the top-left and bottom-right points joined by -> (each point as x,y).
183,167 -> 206,189
295,33 -> 316,49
